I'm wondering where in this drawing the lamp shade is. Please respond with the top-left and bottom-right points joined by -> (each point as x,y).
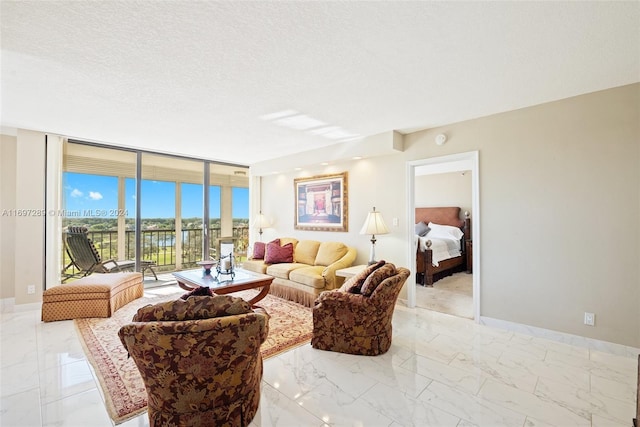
359,207 -> 389,236
252,211 -> 271,229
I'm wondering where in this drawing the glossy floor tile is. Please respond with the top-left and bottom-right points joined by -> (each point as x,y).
1,285 -> 637,427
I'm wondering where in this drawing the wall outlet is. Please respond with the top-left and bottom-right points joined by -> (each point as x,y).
27,285 -> 36,294
584,312 -> 595,326
393,217 -> 399,227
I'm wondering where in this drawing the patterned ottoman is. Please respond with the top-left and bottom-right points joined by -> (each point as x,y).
41,272 -> 143,322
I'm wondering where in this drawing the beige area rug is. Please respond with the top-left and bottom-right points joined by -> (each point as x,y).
75,287 -> 313,424
416,272 -> 473,319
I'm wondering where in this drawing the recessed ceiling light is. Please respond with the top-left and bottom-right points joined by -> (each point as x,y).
294,167 -> 302,171
321,162 -> 329,166
352,156 -> 363,160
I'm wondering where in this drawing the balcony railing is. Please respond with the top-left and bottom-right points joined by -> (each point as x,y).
62,226 -> 250,275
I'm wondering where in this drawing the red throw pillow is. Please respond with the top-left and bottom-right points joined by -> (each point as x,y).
253,242 -> 266,259
265,242 -> 294,264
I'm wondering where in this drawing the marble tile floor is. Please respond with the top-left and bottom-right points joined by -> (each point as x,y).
1,285 -> 637,427
415,272 -> 473,320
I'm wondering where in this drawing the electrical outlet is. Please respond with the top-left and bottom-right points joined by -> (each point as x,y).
27,285 -> 36,295
584,312 -> 595,326
393,217 -> 399,227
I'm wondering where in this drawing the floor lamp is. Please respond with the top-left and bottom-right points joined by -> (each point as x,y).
252,210 -> 270,241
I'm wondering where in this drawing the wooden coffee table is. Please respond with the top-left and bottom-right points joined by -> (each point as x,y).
173,268 -> 274,306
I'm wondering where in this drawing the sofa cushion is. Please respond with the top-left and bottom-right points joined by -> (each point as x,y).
342,260 -> 386,294
289,266 -> 326,289
280,237 -> 299,248
133,295 -> 252,322
242,259 -> 268,274
314,241 -> 348,266
361,263 -> 397,297
294,240 -> 321,265
252,242 -> 266,259
265,242 -> 294,264
266,263 -> 308,280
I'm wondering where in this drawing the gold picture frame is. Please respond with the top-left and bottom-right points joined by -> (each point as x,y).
294,172 -> 348,232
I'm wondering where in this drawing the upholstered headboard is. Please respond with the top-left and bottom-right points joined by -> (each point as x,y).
415,207 -> 464,228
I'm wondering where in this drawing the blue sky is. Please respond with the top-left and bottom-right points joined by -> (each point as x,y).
63,172 -> 249,219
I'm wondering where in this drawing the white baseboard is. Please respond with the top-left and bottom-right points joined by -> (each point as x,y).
480,316 -> 640,358
1,297 -> 41,313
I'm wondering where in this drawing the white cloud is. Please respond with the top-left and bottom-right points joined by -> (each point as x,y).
88,191 -> 103,200
70,188 -> 83,198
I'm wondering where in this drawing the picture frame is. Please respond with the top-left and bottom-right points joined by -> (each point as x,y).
294,172 -> 348,232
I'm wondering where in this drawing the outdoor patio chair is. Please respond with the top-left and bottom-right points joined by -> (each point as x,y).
62,226 -> 157,282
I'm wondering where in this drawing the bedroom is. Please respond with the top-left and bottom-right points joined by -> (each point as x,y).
414,165 -> 473,319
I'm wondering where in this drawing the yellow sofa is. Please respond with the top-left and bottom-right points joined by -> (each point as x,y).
242,238 -> 356,307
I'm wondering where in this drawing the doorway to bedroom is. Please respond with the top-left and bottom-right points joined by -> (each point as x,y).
407,151 -> 480,321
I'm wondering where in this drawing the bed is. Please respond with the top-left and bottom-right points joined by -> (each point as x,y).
415,207 -> 471,286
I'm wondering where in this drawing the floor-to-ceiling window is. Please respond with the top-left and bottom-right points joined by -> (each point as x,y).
61,140 -> 249,283
61,144 -> 137,279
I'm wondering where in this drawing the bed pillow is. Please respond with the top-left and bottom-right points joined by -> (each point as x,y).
414,221 -> 430,237
265,242 -> 294,264
428,222 -> 464,240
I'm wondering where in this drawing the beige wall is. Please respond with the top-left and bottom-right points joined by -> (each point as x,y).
0,134 -> 17,300
256,83 -> 640,348
258,156 -> 408,268
415,172 -> 472,214
0,130 -> 47,303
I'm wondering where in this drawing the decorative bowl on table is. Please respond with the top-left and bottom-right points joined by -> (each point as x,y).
196,260 -> 216,274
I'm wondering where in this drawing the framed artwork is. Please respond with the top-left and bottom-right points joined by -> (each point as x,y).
294,172 -> 348,232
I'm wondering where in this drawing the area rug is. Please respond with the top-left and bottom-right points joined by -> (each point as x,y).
74,288 -> 313,424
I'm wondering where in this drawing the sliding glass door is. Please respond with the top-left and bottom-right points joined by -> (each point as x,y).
61,144 -> 137,279
60,140 -> 249,284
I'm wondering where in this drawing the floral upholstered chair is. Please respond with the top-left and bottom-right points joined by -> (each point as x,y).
118,295 -> 269,427
311,261 -> 410,356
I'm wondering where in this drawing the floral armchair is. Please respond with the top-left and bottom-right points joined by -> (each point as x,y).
118,295 -> 269,427
311,262 -> 410,356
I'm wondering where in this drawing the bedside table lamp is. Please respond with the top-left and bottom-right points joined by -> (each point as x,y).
360,207 -> 389,265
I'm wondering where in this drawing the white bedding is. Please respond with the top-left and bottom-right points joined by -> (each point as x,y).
415,235 -> 461,266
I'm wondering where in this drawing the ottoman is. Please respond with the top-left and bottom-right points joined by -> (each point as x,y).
41,272 -> 143,322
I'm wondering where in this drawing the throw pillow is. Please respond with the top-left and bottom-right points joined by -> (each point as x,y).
341,260 -> 386,294
265,242 -> 294,264
279,237 -> 299,248
361,263 -> 397,297
180,285 -> 213,300
314,241 -> 348,266
414,221 -> 430,237
294,240 -> 321,265
252,242 -> 266,259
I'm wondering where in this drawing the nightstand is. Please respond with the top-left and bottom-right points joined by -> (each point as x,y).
336,265 -> 367,279
466,240 -> 473,274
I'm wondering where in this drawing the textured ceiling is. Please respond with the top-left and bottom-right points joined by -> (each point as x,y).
1,1 -> 638,166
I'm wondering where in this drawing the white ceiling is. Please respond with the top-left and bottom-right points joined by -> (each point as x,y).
2,1 -> 638,166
